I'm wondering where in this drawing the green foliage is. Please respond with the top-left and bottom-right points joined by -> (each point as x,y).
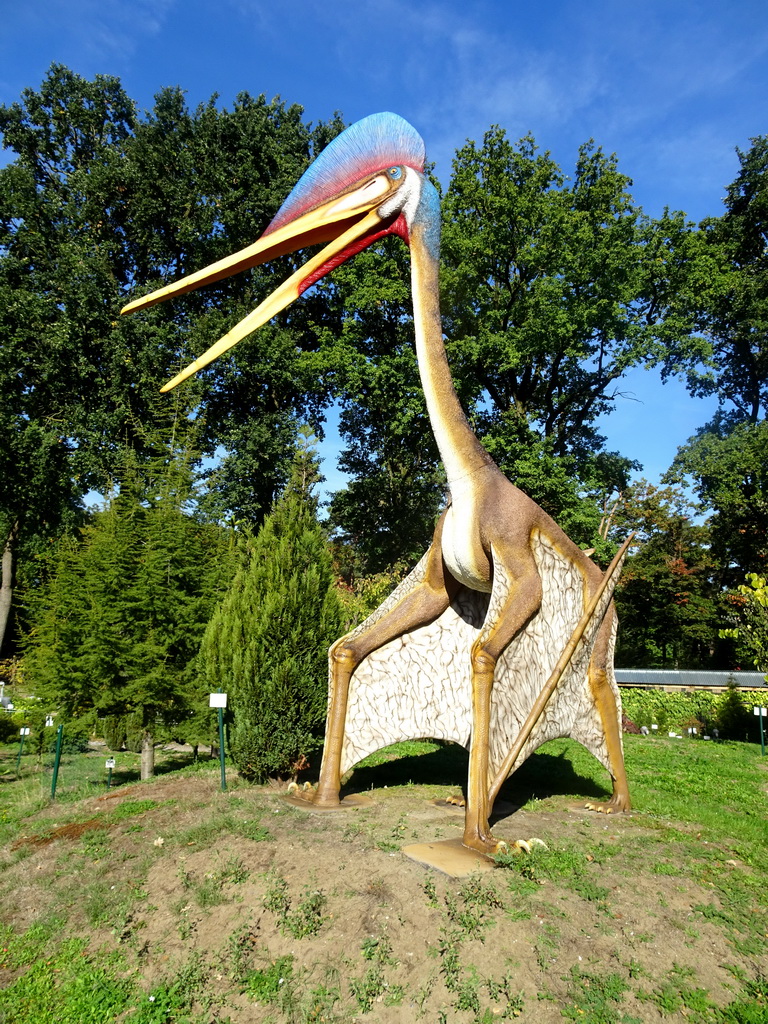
613,481 -> 720,668
663,137 -> 768,602
667,421 -> 768,589
23,444 -> 230,752
619,685 -> 766,738
242,954 -> 295,1003
0,66 -> 342,656
334,560 -> 410,628
324,234 -> 445,572
561,966 -> 632,1023
714,678 -> 754,740
612,481 -> 721,668
326,128 -> 686,563
721,572 -> 768,674
262,874 -> 328,939
439,130 -> 690,539
124,711 -> 145,754
101,715 -> 126,752
0,936 -> 132,1024
679,136 -> 768,424
48,718 -> 92,755
200,440 -> 345,781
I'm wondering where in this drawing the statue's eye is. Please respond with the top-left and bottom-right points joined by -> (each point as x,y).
387,166 -> 402,180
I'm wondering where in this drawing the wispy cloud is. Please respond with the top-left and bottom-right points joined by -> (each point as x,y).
1,0 -> 177,89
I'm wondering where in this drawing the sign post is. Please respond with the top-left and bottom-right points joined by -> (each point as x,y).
50,724 -> 64,800
754,706 -> 767,756
15,727 -> 30,774
209,691 -> 228,792
106,757 -> 116,789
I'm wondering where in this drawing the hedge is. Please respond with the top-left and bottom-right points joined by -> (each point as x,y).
620,686 -> 767,740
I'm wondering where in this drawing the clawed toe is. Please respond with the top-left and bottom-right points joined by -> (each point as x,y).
507,837 -> 548,855
585,799 -> 623,815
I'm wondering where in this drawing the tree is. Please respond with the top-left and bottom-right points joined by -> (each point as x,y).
318,230 -> 446,573
674,136 -> 768,424
0,66 -> 141,655
611,481 -> 720,668
663,139 -> 768,591
721,573 -> 768,675
200,439 -> 345,781
24,442 -> 229,778
326,129 -> 691,565
666,420 -> 768,588
441,131 -> 695,469
0,66 -> 344,656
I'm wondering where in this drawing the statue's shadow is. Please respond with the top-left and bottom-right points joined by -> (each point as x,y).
342,741 -> 610,816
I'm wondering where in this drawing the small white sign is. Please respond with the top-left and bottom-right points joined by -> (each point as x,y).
753,707 -> 768,716
209,692 -> 228,709
651,724 -> 658,731
45,715 -> 54,727
20,727 -> 30,736
106,757 -> 116,769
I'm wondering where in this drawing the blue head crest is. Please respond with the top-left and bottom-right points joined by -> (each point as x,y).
265,112 -> 425,236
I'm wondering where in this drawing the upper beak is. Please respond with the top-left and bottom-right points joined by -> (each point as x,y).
121,174 -> 393,392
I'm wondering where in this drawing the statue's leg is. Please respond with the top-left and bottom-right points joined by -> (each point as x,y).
313,532 -> 455,808
585,606 -> 631,813
463,549 -> 542,856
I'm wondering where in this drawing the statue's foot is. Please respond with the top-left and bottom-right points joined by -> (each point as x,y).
584,792 -> 630,815
462,833 -> 510,857
286,781 -> 341,808
462,833 -> 549,857
445,793 -> 466,807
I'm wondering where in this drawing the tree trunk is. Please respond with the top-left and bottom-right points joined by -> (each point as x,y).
0,523 -> 18,657
140,730 -> 155,780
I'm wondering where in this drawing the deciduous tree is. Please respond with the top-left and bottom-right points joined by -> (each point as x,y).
611,481 -> 720,668
0,66 -> 342,653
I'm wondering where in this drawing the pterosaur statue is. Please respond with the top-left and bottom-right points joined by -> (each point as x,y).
123,113 -> 631,863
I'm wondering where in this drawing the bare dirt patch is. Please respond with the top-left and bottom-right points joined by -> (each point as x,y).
2,755 -> 766,1022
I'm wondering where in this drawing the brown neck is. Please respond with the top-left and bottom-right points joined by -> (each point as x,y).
410,231 -> 495,490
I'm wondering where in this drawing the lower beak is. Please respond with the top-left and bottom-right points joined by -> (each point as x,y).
121,185 -> 389,392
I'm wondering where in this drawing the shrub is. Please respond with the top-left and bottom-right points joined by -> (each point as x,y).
200,443 -> 345,783
620,684 -> 765,740
46,716 -> 92,754
124,711 -> 144,753
101,715 -> 126,751
716,678 -> 753,740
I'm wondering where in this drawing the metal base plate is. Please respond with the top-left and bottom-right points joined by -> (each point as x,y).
402,838 -> 497,877
283,792 -> 373,812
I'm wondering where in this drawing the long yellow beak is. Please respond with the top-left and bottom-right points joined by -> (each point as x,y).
121,174 -> 392,392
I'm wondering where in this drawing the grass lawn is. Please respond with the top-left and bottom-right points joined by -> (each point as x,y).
0,734 -> 766,1023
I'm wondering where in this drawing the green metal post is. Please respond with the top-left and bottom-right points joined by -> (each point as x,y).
50,724 -> 64,800
218,705 -> 227,792
14,733 -> 26,770
107,766 -> 113,789
760,708 -> 766,757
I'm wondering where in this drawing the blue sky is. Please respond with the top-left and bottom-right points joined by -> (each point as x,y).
2,0 -> 766,493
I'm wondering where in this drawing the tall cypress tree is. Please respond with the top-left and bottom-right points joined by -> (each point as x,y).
201,439 -> 344,782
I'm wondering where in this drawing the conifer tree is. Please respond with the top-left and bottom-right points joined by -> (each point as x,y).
25,439 -> 230,777
200,437 -> 345,782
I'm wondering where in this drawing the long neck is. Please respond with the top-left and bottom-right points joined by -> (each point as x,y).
410,225 -> 495,490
